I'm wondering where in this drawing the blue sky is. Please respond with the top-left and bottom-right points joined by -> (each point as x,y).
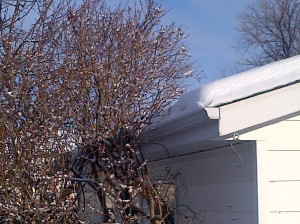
161,0 -> 255,87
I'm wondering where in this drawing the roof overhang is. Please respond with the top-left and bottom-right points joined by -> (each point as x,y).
142,82 -> 300,160
218,82 -> 300,138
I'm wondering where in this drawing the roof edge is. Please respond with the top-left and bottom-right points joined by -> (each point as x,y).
141,107 -> 220,140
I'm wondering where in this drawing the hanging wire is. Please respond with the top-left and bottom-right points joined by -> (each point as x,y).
231,132 -> 244,167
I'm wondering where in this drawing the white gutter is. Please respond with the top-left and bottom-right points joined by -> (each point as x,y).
142,107 -> 220,140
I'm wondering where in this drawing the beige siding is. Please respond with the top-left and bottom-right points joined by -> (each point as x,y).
239,115 -> 300,224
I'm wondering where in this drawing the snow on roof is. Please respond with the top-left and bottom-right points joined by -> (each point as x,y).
167,55 -> 300,121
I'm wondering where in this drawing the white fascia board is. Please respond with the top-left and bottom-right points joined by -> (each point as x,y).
205,107 -> 220,120
218,82 -> 300,137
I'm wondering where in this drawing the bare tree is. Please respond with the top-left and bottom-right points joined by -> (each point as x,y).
59,1 -> 194,223
0,0 -> 196,223
236,0 -> 300,67
0,0 -> 81,223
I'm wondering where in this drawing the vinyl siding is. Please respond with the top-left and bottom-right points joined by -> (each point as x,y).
149,141 -> 258,224
240,115 -> 300,224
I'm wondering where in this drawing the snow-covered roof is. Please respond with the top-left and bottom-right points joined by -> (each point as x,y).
143,55 -> 300,159
168,55 -> 300,120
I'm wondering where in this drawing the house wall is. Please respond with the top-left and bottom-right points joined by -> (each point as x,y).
148,141 -> 258,224
239,115 -> 300,224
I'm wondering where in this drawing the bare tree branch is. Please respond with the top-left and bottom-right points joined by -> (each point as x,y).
0,0 -> 198,223
236,0 -> 300,68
